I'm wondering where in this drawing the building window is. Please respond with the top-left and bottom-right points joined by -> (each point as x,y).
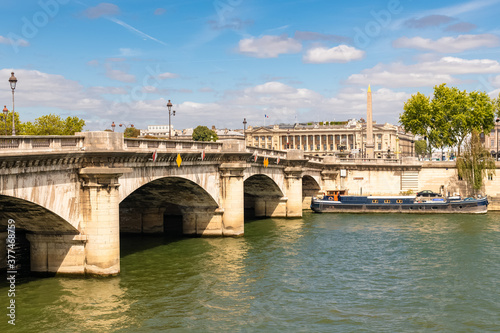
378,143 -> 382,150
488,174 -> 493,181
491,139 -> 494,147
330,144 -> 333,150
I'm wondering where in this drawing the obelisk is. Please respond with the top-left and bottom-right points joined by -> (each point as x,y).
365,85 -> 375,158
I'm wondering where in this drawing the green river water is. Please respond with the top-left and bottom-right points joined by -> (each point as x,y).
2,212 -> 500,332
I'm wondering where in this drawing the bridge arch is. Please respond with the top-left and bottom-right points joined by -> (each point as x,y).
0,195 -> 83,275
243,174 -> 286,218
302,175 -> 321,209
119,176 -> 221,236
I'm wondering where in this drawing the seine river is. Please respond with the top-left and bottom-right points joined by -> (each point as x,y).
2,212 -> 500,332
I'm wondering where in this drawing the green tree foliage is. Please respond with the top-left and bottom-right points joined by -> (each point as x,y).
414,140 -> 427,156
0,110 -> 22,136
21,114 -> 85,135
124,127 -> 141,138
456,130 -> 495,196
192,125 -> 218,142
400,84 -> 495,156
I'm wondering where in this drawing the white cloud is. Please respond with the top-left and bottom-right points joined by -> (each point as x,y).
158,72 -> 179,79
393,34 -> 500,53
105,68 -> 136,83
82,3 -> 120,19
303,45 -> 365,63
347,57 -> 500,88
238,35 -> 302,58
0,35 -> 29,47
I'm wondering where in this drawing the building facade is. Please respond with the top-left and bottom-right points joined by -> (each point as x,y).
484,121 -> 500,159
245,120 -> 415,158
140,125 -> 173,137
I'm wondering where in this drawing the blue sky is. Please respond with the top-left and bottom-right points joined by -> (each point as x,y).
1,0 -> 500,131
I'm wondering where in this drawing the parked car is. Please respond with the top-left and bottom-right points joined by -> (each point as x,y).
417,190 -> 442,197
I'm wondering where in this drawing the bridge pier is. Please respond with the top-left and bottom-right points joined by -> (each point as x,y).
220,163 -> 245,236
182,208 -> 224,236
80,167 -> 131,276
285,167 -> 304,217
142,208 -> 165,233
26,234 -> 86,274
255,197 -> 288,217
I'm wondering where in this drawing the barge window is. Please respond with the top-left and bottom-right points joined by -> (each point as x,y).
372,200 -> 378,203
396,199 -> 403,203
384,200 -> 390,203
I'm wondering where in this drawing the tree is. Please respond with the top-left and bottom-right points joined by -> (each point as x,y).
414,140 -> 427,157
192,126 -> 218,142
124,127 -> 140,138
0,111 -> 22,136
456,130 -> 496,196
21,114 -> 85,135
399,92 -> 434,156
400,84 -> 495,156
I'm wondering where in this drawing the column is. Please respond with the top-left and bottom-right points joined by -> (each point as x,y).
285,166 -> 303,217
220,163 -> 245,236
79,167 -> 131,276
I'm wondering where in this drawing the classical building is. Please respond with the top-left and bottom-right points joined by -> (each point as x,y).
245,120 -> 415,158
484,120 -> 500,159
140,125 -> 173,137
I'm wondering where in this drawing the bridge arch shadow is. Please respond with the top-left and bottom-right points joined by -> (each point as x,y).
302,175 -> 321,209
244,174 -> 285,218
119,176 -> 220,237
0,195 -> 79,276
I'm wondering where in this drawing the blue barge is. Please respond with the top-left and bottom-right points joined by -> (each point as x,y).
311,190 -> 489,214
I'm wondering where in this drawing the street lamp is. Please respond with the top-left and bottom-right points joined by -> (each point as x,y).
2,105 -> 8,135
167,99 -> 176,139
496,118 -> 499,161
111,122 -> 116,132
8,72 -> 17,136
243,118 -> 247,144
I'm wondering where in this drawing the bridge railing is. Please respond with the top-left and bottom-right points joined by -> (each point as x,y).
0,136 -> 85,153
246,146 -> 287,158
124,138 -> 223,152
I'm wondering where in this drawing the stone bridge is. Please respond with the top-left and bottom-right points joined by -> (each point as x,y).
0,132 -> 329,276
2,132 -> 497,277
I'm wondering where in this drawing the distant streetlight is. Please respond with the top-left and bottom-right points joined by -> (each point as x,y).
2,105 -> 8,135
167,99 -> 176,139
119,123 -> 134,129
243,118 -> 247,144
496,118 -> 499,161
111,122 -> 116,132
8,72 -> 17,136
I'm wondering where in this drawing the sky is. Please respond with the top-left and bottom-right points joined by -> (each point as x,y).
1,0 -> 500,132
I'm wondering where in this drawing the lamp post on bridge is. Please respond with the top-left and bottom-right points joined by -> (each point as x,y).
8,72 -> 17,136
111,122 -> 116,132
167,99 -> 176,139
2,106 -> 8,135
243,118 -> 247,145
496,118 -> 499,161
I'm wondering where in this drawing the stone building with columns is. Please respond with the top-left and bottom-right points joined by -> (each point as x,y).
245,120 -> 415,158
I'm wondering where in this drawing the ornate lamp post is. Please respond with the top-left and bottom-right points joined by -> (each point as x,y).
496,118 -> 499,161
243,118 -> 247,144
111,122 -> 116,132
8,72 -> 17,136
2,105 -> 8,135
167,99 -> 176,139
